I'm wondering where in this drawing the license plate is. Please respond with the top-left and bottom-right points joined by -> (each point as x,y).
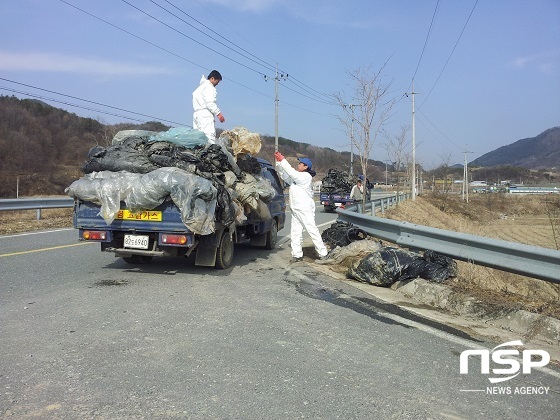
124,234 -> 149,249
335,203 -> 343,207
116,210 -> 162,222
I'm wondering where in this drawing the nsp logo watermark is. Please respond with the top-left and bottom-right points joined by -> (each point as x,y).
460,340 -> 550,384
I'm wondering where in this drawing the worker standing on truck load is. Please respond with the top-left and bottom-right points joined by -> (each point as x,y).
350,179 -> 363,201
192,70 -> 225,144
274,151 -> 328,262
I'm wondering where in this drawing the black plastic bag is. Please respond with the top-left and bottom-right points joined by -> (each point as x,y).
348,247 -> 457,286
321,221 -> 367,248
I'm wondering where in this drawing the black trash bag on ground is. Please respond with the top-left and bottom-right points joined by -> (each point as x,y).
421,250 -> 458,281
348,247 -> 457,287
321,221 -> 368,248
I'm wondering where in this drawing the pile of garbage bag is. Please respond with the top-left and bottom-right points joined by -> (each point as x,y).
320,169 -> 358,193
347,246 -> 458,286
66,126 -> 277,235
321,220 -> 368,248
314,239 -> 382,274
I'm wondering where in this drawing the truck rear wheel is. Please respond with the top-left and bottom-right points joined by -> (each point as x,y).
265,219 -> 278,250
215,231 -> 234,269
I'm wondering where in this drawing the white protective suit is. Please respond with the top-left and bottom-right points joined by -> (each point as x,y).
350,183 -> 363,201
276,159 -> 328,259
192,75 -> 221,144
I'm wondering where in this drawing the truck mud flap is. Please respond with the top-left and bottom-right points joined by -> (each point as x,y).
195,231 -> 220,267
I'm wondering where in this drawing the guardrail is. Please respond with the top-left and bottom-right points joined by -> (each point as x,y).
0,198 -> 74,219
337,202 -> 560,284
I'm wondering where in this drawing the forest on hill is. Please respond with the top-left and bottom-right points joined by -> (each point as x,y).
0,95 -> 557,198
0,96 -> 387,198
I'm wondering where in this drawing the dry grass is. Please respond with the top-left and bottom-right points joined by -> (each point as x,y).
0,208 -> 73,235
380,193 -> 560,318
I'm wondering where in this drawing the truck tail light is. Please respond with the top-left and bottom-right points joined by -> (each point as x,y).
82,230 -> 107,240
161,234 -> 188,245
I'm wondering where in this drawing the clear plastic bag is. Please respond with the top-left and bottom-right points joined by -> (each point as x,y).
125,167 -> 217,235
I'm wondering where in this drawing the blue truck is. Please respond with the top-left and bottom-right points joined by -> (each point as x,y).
319,191 -> 353,213
72,158 -> 286,269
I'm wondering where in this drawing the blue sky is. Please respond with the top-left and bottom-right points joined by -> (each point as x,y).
1,0 -> 559,168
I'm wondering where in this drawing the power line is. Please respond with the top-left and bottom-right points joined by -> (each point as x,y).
191,0 -> 277,64
59,0 -> 334,110
408,0 -> 440,91
0,86 -> 157,125
58,0 -> 275,99
138,1 -> 338,107
419,0 -> 479,108
56,0 -> 339,126
279,81 -> 335,106
120,0 -> 267,76
0,77 -> 186,125
156,0 -> 276,73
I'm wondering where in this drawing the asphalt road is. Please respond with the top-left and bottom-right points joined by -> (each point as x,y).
1,206 -> 559,419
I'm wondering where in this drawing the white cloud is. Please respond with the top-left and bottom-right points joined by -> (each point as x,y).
0,51 -> 174,76
513,49 -> 560,73
205,0 -> 279,12
205,0 -> 371,28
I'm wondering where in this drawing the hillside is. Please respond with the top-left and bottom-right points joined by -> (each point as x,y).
0,95 -> 558,198
470,127 -> 560,169
0,96 -> 386,198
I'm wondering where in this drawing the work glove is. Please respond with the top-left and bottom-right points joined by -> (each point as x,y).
274,151 -> 284,162
217,113 -> 225,123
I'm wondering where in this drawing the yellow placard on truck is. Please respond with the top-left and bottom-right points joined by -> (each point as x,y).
116,210 -> 162,222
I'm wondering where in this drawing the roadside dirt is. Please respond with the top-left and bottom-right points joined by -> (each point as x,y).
378,193 -> 560,319
0,208 -> 74,236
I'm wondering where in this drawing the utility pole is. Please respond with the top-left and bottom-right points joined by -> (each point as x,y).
264,64 -> 288,152
462,150 -> 473,203
410,81 -> 417,201
385,161 -> 388,186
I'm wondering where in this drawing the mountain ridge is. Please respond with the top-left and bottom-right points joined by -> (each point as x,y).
470,126 -> 560,169
0,95 -> 558,197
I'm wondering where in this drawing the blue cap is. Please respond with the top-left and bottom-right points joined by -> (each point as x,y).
298,157 -> 312,170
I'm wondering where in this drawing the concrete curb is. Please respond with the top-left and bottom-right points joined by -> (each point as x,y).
392,278 -> 560,344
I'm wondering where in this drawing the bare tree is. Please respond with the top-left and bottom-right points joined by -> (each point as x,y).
333,63 -> 396,209
384,125 -> 410,201
430,152 -> 455,212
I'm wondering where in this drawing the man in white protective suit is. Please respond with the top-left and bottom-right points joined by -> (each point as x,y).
192,70 -> 225,144
274,151 -> 329,263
